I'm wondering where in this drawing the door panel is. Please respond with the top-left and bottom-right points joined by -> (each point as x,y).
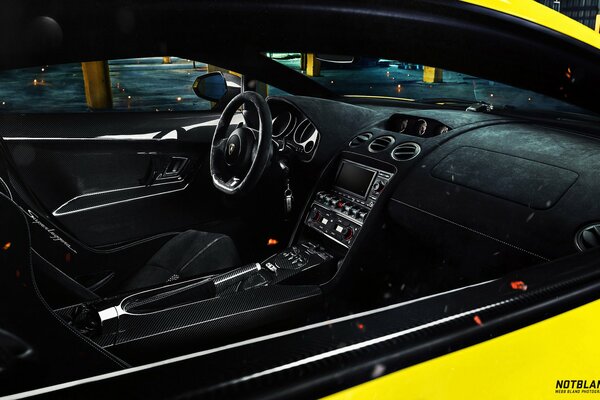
5,140 -> 197,213
1,112 -> 242,248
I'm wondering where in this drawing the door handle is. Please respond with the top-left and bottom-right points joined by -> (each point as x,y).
159,156 -> 188,180
141,156 -> 164,186
141,156 -> 188,186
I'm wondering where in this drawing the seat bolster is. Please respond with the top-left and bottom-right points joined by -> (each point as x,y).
119,230 -> 240,292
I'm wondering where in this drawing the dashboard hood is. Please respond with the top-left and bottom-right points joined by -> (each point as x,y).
0,0 -> 599,113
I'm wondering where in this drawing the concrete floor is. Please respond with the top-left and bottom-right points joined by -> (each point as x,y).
0,56 -> 583,114
0,57 -> 212,113
272,57 -> 579,113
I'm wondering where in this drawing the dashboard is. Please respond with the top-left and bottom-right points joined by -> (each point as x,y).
266,95 -> 600,280
305,159 -> 393,248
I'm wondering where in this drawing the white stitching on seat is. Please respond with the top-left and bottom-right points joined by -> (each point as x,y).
391,198 -> 550,261
14,214 -> 128,367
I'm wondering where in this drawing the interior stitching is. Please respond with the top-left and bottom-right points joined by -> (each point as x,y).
176,235 -> 225,275
0,193 -> 129,369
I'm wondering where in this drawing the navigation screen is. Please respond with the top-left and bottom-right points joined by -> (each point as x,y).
334,161 -> 375,199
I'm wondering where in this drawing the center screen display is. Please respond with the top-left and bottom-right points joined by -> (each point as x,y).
334,161 -> 375,199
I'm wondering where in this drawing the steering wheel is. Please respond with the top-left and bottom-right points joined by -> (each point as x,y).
210,92 -> 273,195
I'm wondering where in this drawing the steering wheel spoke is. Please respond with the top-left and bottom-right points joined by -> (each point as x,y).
248,126 -> 260,139
212,137 -> 227,154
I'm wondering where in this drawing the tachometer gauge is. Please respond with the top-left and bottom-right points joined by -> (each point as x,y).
272,111 -> 295,138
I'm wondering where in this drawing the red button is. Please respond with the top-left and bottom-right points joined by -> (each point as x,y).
343,227 -> 354,240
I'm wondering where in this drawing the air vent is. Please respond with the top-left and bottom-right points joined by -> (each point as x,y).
368,136 -> 395,153
391,142 -> 421,161
349,132 -> 373,147
575,223 -> 600,251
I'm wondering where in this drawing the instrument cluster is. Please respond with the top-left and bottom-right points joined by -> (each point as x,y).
270,101 -> 320,162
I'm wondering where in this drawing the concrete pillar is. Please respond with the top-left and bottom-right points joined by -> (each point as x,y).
162,56 -> 172,64
423,66 -> 443,83
254,81 -> 269,98
81,61 -> 113,110
306,53 -> 321,77
595,14 -> 599,33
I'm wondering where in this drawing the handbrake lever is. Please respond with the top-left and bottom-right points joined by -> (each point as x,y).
213,263 -> 262,293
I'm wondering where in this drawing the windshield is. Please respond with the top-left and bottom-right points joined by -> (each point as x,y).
269,53 -> 590,114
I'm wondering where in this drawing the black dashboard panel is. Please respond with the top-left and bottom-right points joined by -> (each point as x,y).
431,146 -> 579,210
265,96 -> 600,276
389,123 -> 600,266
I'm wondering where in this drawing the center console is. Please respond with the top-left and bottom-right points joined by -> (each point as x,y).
61,241 -> 336,348
305,159 -> 393,247
59,158 -> 394,355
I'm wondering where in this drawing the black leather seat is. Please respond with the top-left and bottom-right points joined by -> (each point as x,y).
120,230 -> 240,292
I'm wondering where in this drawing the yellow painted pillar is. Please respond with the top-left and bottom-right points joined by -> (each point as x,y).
206,64 -> 241,77
207,64 -> 227,77
423,66 -> 443,83
207,64 -> 224,73
162,56 -> 172,64
306,53 -> 321,77
595,14 -> 599,33
81,61 -> 113,110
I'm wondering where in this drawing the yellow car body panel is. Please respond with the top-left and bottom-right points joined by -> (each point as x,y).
325,298 -> 600,399
461,0 -> 600,49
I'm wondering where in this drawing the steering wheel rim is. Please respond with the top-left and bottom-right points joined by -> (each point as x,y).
210,91 -> 273,195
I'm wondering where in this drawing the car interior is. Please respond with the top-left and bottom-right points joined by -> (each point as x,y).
1,0 -> 600,396
2,56 -> 600,368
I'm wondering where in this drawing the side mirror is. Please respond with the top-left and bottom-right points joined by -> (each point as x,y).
192,72 -> 228,102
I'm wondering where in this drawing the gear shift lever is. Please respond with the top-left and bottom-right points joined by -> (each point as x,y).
213,263 -> 262,292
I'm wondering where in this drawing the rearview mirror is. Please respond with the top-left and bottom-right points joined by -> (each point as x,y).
192,72 -> 228,102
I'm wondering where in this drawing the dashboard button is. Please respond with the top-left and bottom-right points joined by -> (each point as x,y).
342,227 -> 354,240
310,209 -> 321,221
372,181 -> 384,192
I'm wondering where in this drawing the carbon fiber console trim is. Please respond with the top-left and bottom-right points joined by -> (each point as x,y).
19,247 -> 600,399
